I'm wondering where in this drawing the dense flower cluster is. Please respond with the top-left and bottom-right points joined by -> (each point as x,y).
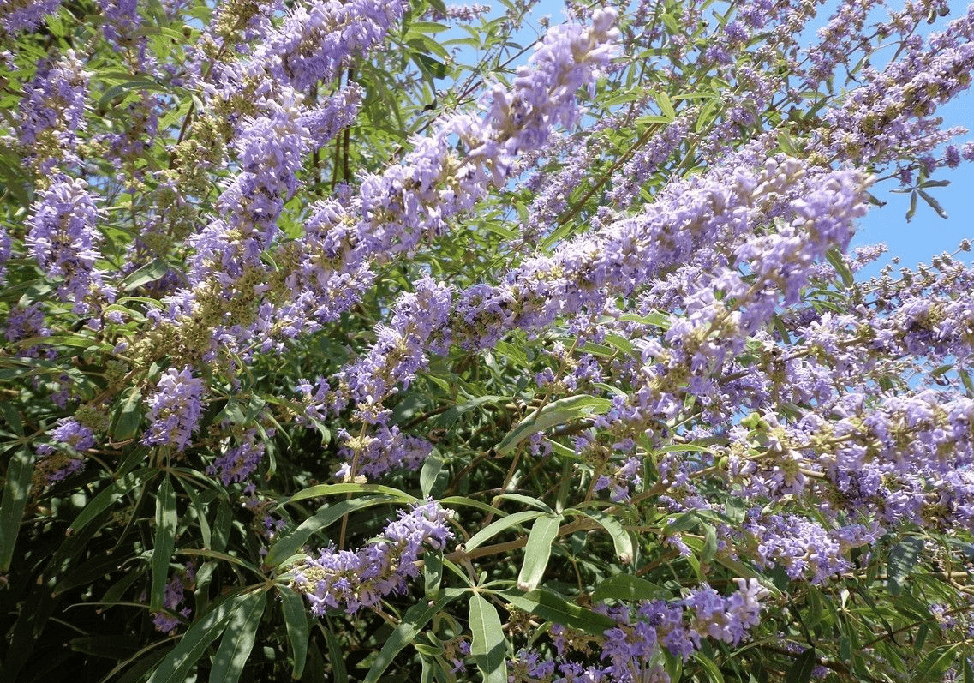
0,0 -> 62,34
509,580 -> 768,682
143,366 -> 204,451
292,501 -> 452,614
35,417 -> 94,485
25,177 -> 106,309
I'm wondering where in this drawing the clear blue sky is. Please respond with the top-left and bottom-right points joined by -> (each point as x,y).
471,0 -> 974,276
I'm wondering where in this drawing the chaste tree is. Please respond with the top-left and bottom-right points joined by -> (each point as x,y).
0,0 -> 971,680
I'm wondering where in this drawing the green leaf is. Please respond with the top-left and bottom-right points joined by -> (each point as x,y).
465,511 -> 545,552
209,590 -> 266,683
420,456 -> 443,498
565,509 -> 633,564
499,589 -> 616,635
362,593 -> 454,683
784,648 -> 816,683
212,500 -> 232,552
120,258 -> 170,291
493,493 -> 552,512
618,311 -> 671,329
517,514 -> 560,591
440,496 -> 506,517
825,248 -> 853,289
497,395 -> 612,455
657,92 -> 676,120
694,651 -> 725,683
592,574 -> 668,603
918,189 -> 948,219
266,495 -> 400,567
469,594 -> 507,683
147,592 -> 246,683
887,536 -> 924,596
424,551 -> 443,599
914,644 -> 966,682
283,482 -> 416,505
702,524 -> 717,564
777,129 -> 798,155
0,448 -> 33,573
150,475 -> 178,611
277,587 -> 310,679
321,622 -> 349,683
68,467 -> 153,535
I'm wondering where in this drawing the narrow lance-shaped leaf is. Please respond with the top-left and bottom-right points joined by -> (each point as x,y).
785,648 -> 817,683
469,594 -> 508,683
497,395 -> 612,455
277,586 -> 310,679
499,589 -> 616,636
363,593 -> 455,683
265,495 -> 399,567
516,514 -> 560,591
0,448 -> 34,573
150,474 -> 178,611
147,592 -> 245,683
566,509 -> 633,565
465,510 -> 545,552
209,590 -> 266,683
321,621 -> 349,683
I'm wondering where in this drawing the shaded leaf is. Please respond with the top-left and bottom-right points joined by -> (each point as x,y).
0,448 -> 33,572
209,590 -> 266,683
785,648 -> 816,683
592,574 -> 668,603
469,594 -> 507,683
150,475 -> 177,611
277,586 -> 310,679
147,592 -> 244,683
363,593 -> 454,683
499,589 -> 616,635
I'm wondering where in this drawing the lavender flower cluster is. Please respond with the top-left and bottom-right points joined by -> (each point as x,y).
292,501 -> 452,614
509,579 -> 768,682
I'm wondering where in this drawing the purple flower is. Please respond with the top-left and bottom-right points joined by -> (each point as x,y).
1,0 -> 63,33
35,417 -> 95,485
208,429 -> 266,485
26,177 -> 107,309
143,366 -> 204,452
152,565 -> 195,633
293,501 -> 452,615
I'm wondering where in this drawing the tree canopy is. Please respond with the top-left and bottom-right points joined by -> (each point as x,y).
0,0 -> 972,680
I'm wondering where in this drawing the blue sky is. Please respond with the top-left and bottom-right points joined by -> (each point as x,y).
466,0 -> 974,277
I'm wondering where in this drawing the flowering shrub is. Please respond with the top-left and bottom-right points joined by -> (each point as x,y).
0,0 -> 971,680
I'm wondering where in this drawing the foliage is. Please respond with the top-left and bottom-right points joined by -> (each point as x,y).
0,0 -> 972,681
